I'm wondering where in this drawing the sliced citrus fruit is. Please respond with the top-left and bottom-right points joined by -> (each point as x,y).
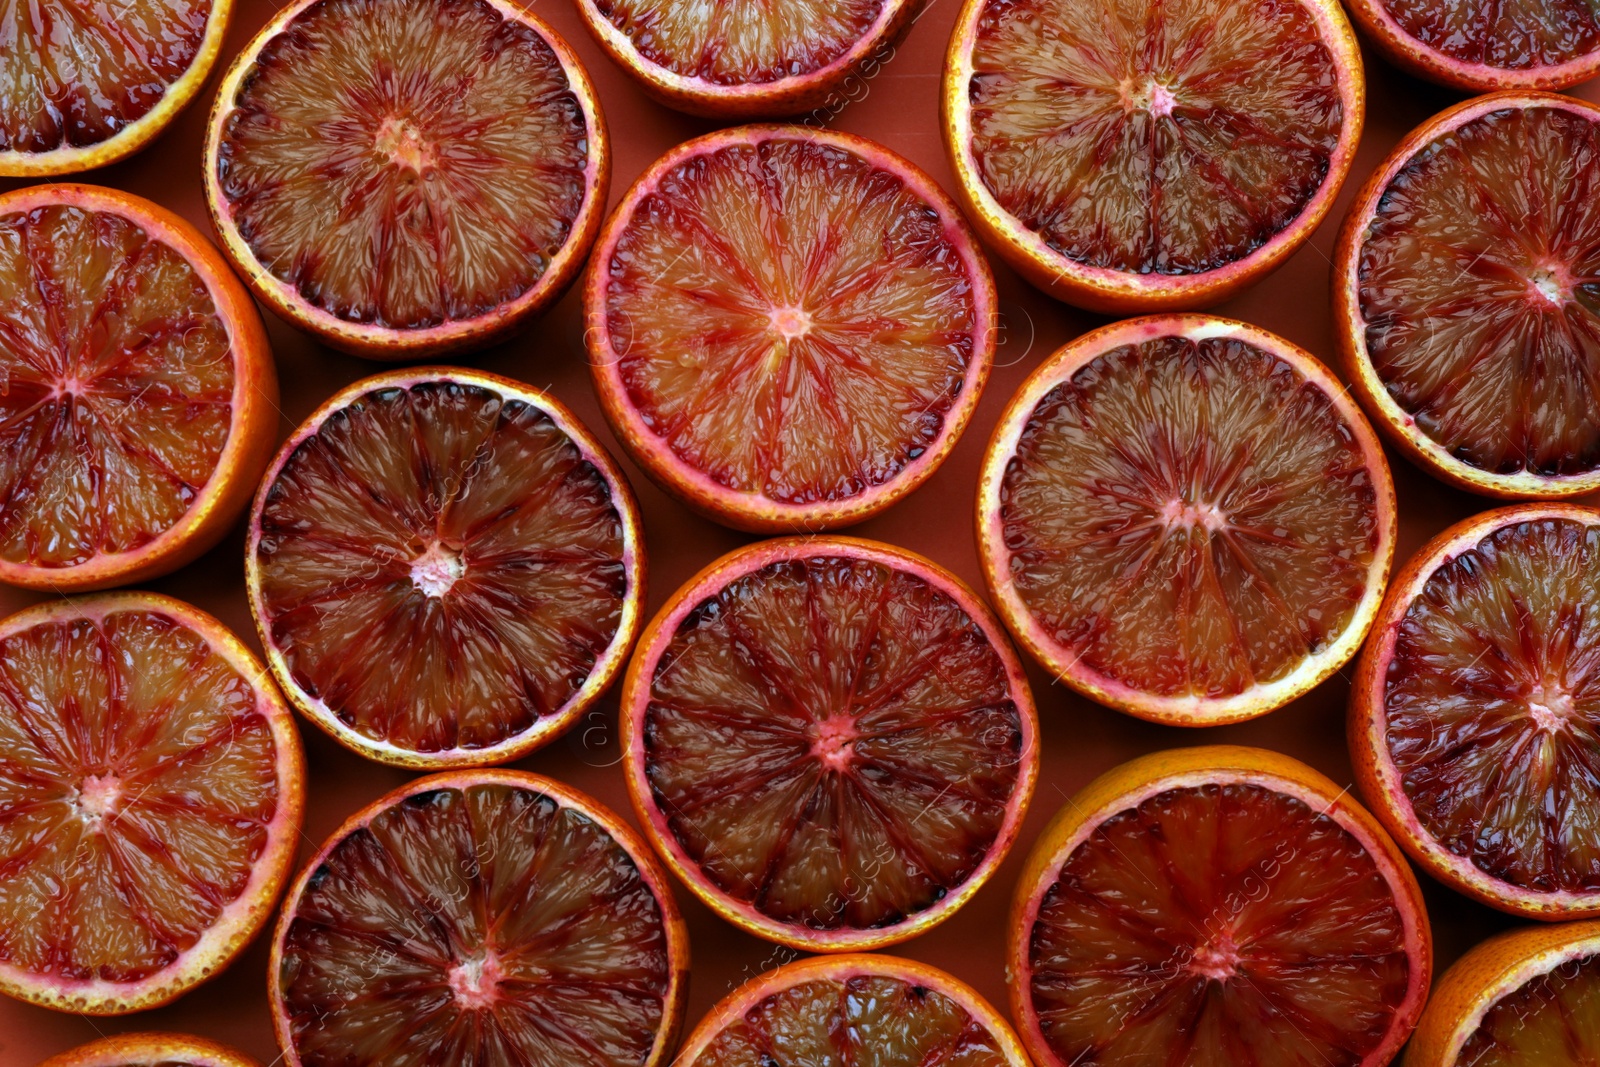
1009,745 -> 1432,1067
678,953 -> 1031,1067
203,0 -> 608,359
38,1032 -> 262,1067
0,183 -> 278,592
0,592 -> 304,1015
1351,504 -> 1600,919
1408,920 -> 1600,1066
269,770 -> 688,1067
941,0 -> 1364,313
586,124 -> 996,533
1335,92 -> 1600,500
1345,0 -> 1600,91
622,536 -> 1037,951
247,367 -> 644,769
977,314 -> 1396,726
0,0 -> 230,176
572,0 -> 917,118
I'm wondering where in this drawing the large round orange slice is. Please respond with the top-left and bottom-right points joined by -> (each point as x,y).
622,536 -> 1037,950
1351,504 -> 1600,919
203,0 -> 608,359
269,770 -> 688,1067
677,954 -> 1031,1067
1335,92 -> 1600,500
0,184 -> 277,592
39,1032 -> 262,1067
1009,745 -> 1432,1067
586,124 -> 996,533
1345,0 -> 1600,91
978,314 -> 1396,726
247,368 -> 644,768
942,0 -> 1364,312
0,592 -> 304,1015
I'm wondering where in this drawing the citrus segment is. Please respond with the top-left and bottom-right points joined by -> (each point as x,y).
269,771 -> 687,1067
1345,0 -> 1600,89
623,537 -> 1036,950
978,315 -> 1395,725
1009,746 -> 1431,1067
38,1031 -> 263,1067
205,0 -> 608,357
0,593 -> 304,1014
678,955 -> 1031,1067
942,0 -> 1364,311
586,126 -> 995,532
248,369 -> 643,768
0,184 -> 277,591
1351,505 -> 1600,918
1336,93 -> 1600,499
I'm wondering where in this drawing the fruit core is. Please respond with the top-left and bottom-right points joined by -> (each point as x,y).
75,773 -> 123,822
447,951 -> 504,1009
769,306 -> 812,339
409,541 -> 464,597
808,714 -> 858,770
1123,78 -> 1177,118
1528,683 -> 1576,732
1187,927 -> 1242,981
374,116 -> 434,174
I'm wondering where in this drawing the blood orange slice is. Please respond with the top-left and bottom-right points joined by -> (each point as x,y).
586,125 -> 996,533
978,315 -> 1396,726
0,593 -> 304,1015
269,770 -> 688,1067
1335,92 -> 1600,500
0,0 -> 230,176
942,0 -> 1364,312
246,368 -> 644,769
0,184 -> 277,592
1408,920 -> 1600,1066
1345,0 -> 1600,90
1351,504 -> 1600,919
38,1032 -> 262,1067
622,536 -> 1037,951
203,0 -> 608,359
1009,745 -> 1432,1067
572,0 -> 917,118
677,954 -> 1031,1067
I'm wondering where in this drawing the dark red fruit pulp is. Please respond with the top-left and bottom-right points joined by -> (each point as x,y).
1381,0 -> 1600,69
1458,951 -> 1600,1063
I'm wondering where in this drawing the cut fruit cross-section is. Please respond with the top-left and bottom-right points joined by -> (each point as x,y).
0,593 -> 304,1015
247,368 -> 644,769
1345,0 -> 1600,90
677,954 -> 1031,1067
204,0 -> 608,358
978,314 -> 1396,726
586,124 -> 996,533
269,770 -> 688,1067
622,536 -> 1037,950
1351,504 -> 1600,919
1009,746 -> 1432,1067
942,0 -> 1365,312
0,184 -> 278,592
38,1031 -> 263,1067
1335,92 -> 1600,499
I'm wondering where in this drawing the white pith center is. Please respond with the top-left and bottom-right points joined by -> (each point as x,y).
76,773 -> 121,826
1123,77 -> 1177,118
448,952 -> 503,1010
1528,683 -> 1576,733
1528,262 -> 1572,307
1188,928 -> 1241,982
376,116 -> 434,174
1160,497 -> 1228,532
770,306 -> 812,339
810,714 -> 857,772
411,542 -> 464,598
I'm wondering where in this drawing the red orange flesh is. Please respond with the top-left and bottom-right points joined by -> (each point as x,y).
38,1031 -> 263,1067
1345,0 -> 1600,90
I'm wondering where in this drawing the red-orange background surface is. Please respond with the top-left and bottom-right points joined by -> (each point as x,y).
5,0 -> 1600,1061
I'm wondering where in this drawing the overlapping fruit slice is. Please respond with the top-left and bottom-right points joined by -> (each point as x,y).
1336,93 -> 1600,499
0,593 -> 304,1014
586,125 -> 996,532
942,0 -> 1364,311
1344,0 -> 1600,90
38,1031 -> 262,1067
678,954 -> 1031,1067
0,184 -> 277,591
270,771 -> 687,1067
205,0 -> 608,358
622,536 -> 1036,950
1010,746 -> 1431,1067
978,315 -> 1395,725
1351,505 -> 1600,918
248,369 -> 643,768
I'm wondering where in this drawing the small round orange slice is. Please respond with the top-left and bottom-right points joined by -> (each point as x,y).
38,1032 -> 262,1067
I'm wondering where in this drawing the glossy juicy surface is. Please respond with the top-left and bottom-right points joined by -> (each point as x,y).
1384,517 -> 1600,895
644,555 -> 1023,932
1457,952 -> 1600,1063
216,0 -> 589,329
277,783 -> 672,1066
603,136 -> 978,504
0,608 -> 283,984
692,974 -> 1012,1067
1029,782 -> 1413,1065
1000,335 -> 1381,700
0,204 -> 234,569
1357,106 -> 1600,480
1382,0 -> 1600,70
255,380 -> 627,756
967,0 -> 1342,274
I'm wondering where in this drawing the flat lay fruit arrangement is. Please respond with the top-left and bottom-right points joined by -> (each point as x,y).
3,0 -> 1600,1058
